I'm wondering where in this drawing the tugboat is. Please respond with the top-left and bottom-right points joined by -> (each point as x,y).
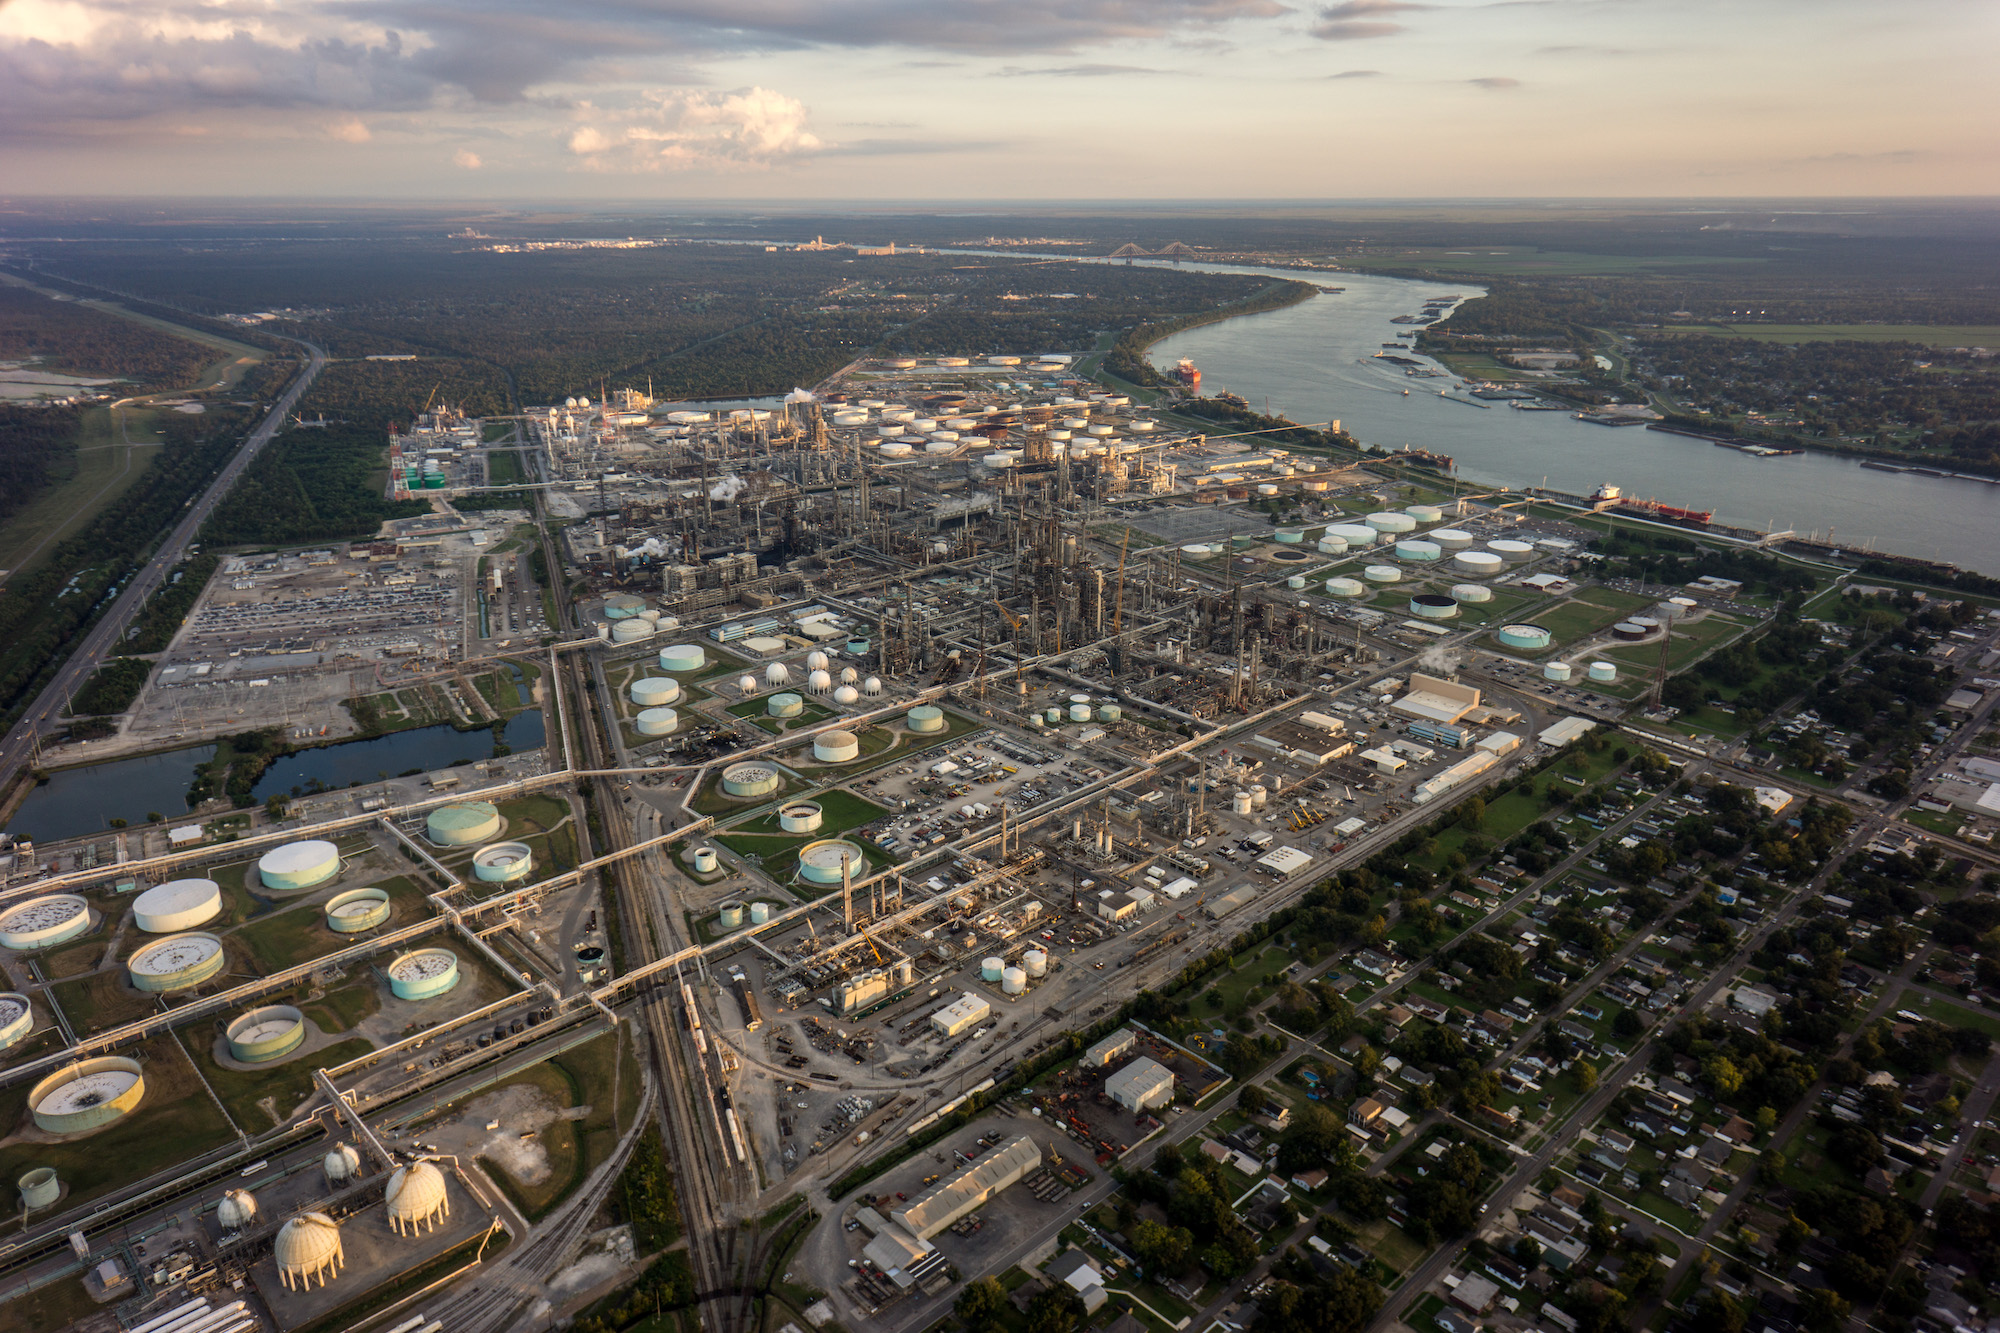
1173,357 -> 1201,389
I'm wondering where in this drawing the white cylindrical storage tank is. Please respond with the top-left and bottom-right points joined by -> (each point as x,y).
275,1213 -> 345,1290
1045,707 -> 1063,723
1024,949 -> 1048,978
766,692 -> 803,718
833,684 -> 860,705
0,896 -> 91,951
131,879 -> 223,934
1233,791 -> 1254,816
227,1005 -> 306,1063
630,676 -> 681,707
1451,583 -> 1493,603
749,901 -> 773,925
1364,564 -> 1402,583
128,932 -> 225,993
638,608 -> 663,625
385,1160 -> 451,1236
610,618 -> 654,644
1429,528 -> 1475,551
1544,661 -> 1574,682
1366,511 -> 1417,534
737,673 -> 759,696
1327,524 -> 1380,547
807,669 -> 833,695
863,676 -> 883,696
1097,704 -> 1123,722
1454,550 -> 1504,576
658,644 -> 706,673
1317,536 -> 1349,556
884,408 -> 916,421
1489,539 -> 1536,563
693,847 -> 720,874
1287,575 -> 1308,590
1588,661 -> 1619,683
18,1167 -> 60,1210
779,802 -> 824,834
1068,704 -> 1092,722
813,729 -> 860,763
0,993 -> 33,1053
1256,483 -> 1280,497
603,593 -> 645,620
1496,624 -> 1553,651
911,417 -> 938,432
388,947 -> 460,999
1667,596 -> 1699,617
981,957 -> 1004,983
832,411 -> 868,426
1325,577 -> 1367,598
636,707 -> 678,736
722,763 -> 781,796
325,887 -> 391,933
426,801 -> 501,847
259,840 -> 340,890
29,1056 -> 145,1135
1395,539 -> 1442,562
717,900 -> 744,929
472,841 -> 533,882
1002,967 -> 1027,996
1404,504 -> 1444,524
1250,785 -> 1268,809
906,705 -> 945,733
323,1143 -> 361,1185
1410,594 -> 1459,620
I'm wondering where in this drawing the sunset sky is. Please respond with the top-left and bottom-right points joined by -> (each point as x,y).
1,0 -> 1993,198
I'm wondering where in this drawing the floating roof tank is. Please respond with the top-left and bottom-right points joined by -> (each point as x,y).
128,932 -> 225,993
29,1056 -> 145,1135
610,618 -> 654,643
779,802 -> 824,834
1410,594 -> 1459,619
717,901 -> 745,930
387,947 -> 460,999
17,1167 -> 59,1210
0,895 -> 91,951
798,840 -> 865,885
1496,624 -> 1552,650
692,847 -> 720,874
471,842 -> 533,883
0,993 -> 32,1052
325,887 -> 390,933
722,763 -> 781,797
227,1005 -> 306,1063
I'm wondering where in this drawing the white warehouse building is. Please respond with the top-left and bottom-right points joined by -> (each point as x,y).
930,992 -> 992,1038
1105,1056 -> 1176,1113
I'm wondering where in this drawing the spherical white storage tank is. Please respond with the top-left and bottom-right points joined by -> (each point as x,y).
1366,511 -> 1417,534
1024,949 -> 1048,978
222,1187 -> 262,1230
275,1213 -> 345,1290
1588,661 -> 1619,683
636,707 -> 678,736
1545,661 -> 1574,682
805,669 -> 831,695
1489,539 -> 1536,563
426,801 -> 501,847
813,729 -> 860,763
1455,550 -> 1504,576
388,947 -> 460,999
981,957 -> 1004,982
806,650 -> 829,673
323,1143 -> 361,1185
260,840 -> 341,890
658,644 -> 706,673
131,879 -> 223,934
834,685 -> 860,705
0,895 -> 91,951
129,932 -> 226,993
472,842 -> 533,883
779,802 -> 824,834
0,993 -> 33,1053
385,1160 -> 451,1235
1327,523 -> 1380,547
610,618 -> 654,644
737,674 -> 759,696
1233,791 -> 1254,815
765,662 -> 791,687
1451,583 -> 1494,603
863,676 -> 884,696
630,677 -> 681,707
30,1056 -> 145,1135
1364,565 -> 1402,583
1429,528 -> 1475,551
1395,539 -> 1442,562
1325,577 -> 1367,598
1002,967 -> 1027,996
226,1005 -> 307,1063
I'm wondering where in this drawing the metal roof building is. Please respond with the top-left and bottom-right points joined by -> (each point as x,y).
892,1135 -> 1042,1239
1105,1056 -> 1176,1113
1081,1029 -> 1137,1069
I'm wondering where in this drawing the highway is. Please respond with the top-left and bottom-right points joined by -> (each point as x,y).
0,336 -> 326,789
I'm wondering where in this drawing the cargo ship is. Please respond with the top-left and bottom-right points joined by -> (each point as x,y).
1173,357 -> 1201,389
1591,483 -> 1713,525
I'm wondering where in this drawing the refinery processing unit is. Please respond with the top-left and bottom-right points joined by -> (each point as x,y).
6,340 -> 1988,1333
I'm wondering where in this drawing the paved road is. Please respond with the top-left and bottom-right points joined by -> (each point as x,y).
0,336 -> 325,788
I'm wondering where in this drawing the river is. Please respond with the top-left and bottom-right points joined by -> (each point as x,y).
1070,258 -> 2000,573
4,711 -> 545,843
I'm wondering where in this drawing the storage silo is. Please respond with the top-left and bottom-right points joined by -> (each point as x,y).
426,801 -> 501,847
325,887 -> 391,933
0,895 -> 92,951
1024,949 -> 1048,978
1002,967 -> 1027,996
1544,661 -> 1574,682
128,932 -> 226,993
29,1056 -> 145,1135
636,707 -> 678,736
472,842 -> 533,882
907,705 -> 945,733
18,1167 -> 60,1210
813,730 -> 860,763
1588,661 -> 1619,683
1429,528 -> 1475,551
693,847 -> 720,874
749,901 -> 773,925
227,1005 -> 307,1063
1454,550 -> 1504,576
657,644 -> 706,673
387,947 -> 460,999
258,840 -> 341,890
131,878 -> 222,934
631,677 -> 681,707
981,957 -> 1004,983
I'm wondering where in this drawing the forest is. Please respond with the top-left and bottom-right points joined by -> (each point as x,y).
0,283 -> 215,386
202,424 -> 429,547
299,358 -> 513,429
0,403 -> 83,526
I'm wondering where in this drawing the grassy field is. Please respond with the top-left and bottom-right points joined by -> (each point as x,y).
183,1027 -> 374,1130
477,1028 -> 637,1220
302,981 -> 381,1034
1661,323 -> 2000,347
726,787 -> 888,837
0,402 -> 165,576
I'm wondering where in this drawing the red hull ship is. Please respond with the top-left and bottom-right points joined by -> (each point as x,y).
1593,483 -> 1712,525
1173,357 -> 1201,389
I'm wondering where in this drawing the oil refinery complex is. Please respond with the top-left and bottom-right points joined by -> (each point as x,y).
2,343 -> 1972,1333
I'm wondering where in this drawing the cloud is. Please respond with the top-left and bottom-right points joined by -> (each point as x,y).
328,117 -> 372,142
1535,44 -> 1634,57
1328,68 -> 1383,78
453,148 -> 482,168
993,64 -> 1166,77
1468,76 -> 1521,89
824,137 -> 1010,156
1310,0 -> 1429,41
566,86 -> 823,170
1805,148 -> 1920,163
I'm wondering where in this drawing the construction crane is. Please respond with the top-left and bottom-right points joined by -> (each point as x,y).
420,381 -> 443,415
